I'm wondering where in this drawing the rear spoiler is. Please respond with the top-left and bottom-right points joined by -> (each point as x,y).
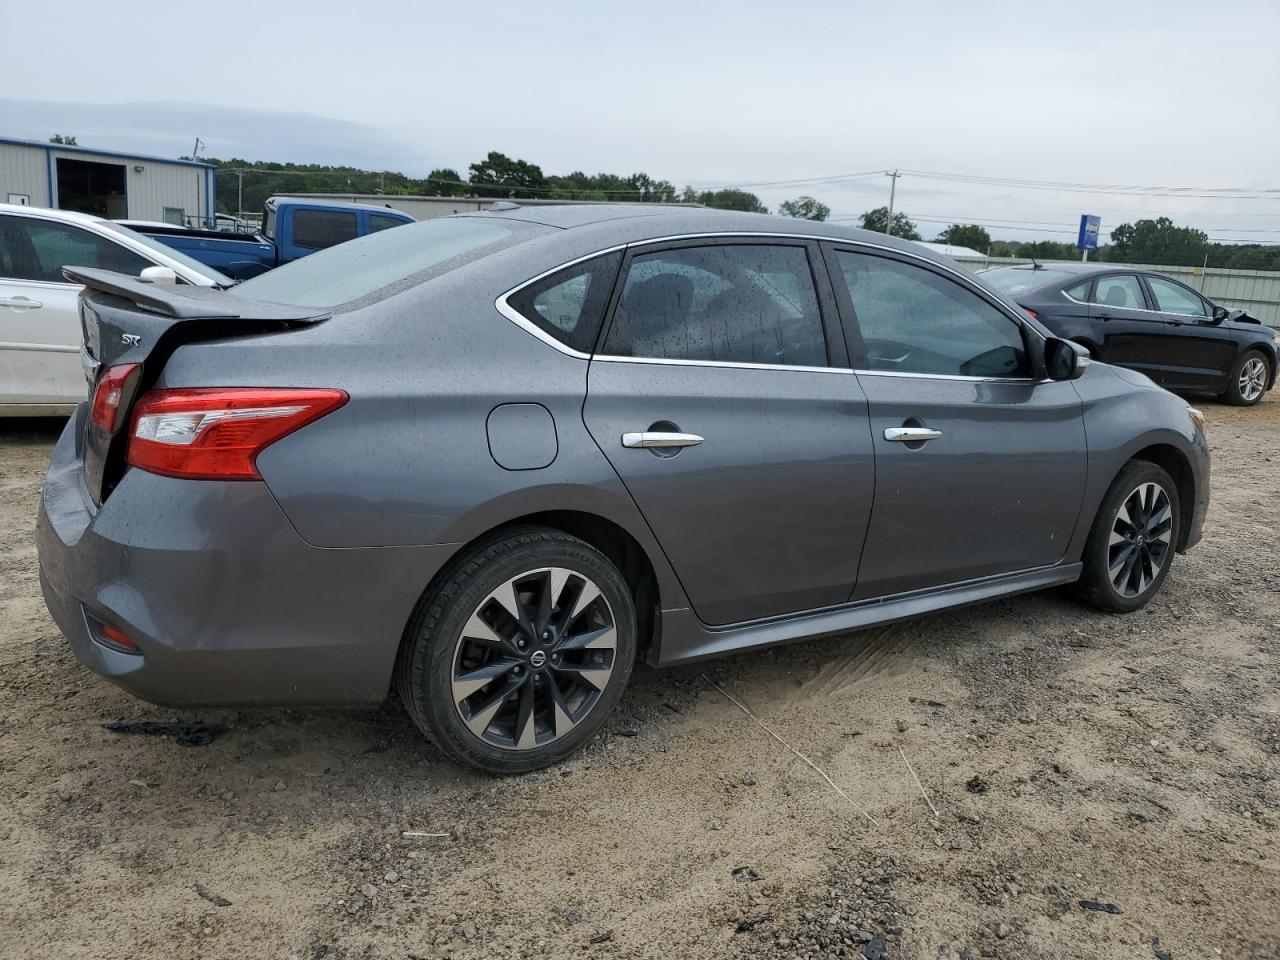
62,266 -> 328,323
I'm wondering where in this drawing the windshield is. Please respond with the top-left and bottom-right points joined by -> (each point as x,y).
232,217 -> 525,309
100,222 -> 234,286
981,267 -> 1073,296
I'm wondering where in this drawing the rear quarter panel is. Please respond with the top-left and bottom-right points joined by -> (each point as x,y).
154,241 -> 693,613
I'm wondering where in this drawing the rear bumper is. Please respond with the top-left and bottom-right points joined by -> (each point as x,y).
36,416 -> 456,707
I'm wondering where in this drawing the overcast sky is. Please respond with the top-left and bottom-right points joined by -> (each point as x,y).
4,0 -> 1278,245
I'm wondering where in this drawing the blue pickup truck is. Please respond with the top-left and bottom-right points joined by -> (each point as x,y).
129,197 -> 413,281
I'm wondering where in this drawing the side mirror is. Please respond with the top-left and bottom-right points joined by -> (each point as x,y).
138,265 -> 178,284
1045,337 -> 1090,381
1211,305 -> 1228,323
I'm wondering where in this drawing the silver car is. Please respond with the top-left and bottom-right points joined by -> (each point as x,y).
37,205 -> 1209,773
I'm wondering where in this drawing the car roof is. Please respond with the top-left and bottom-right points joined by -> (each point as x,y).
0,202 -> 104,226
458,203 -> 953,265
267,196 -> 413,215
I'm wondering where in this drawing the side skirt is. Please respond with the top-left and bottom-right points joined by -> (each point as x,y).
654,563 -> 1083,666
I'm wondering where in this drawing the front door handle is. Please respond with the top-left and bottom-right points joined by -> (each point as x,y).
0,296 -> 42,310
622,431 -> 704,449
884,427 -> 942,442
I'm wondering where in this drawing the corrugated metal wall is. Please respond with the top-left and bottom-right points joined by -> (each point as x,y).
1,141 -> 212,224
0,142 -> 52,205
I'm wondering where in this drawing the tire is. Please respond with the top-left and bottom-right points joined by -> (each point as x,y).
395,527 -> 637,774
1076,461 -> 1180,613
1222,349 -> 1270,406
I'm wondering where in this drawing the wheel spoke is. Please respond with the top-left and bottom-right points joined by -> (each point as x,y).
514,680 -> 537,749
558,624 -> 617,653
1145,501 -> 1170,536
544,671 -> 577,739
452,658 -> 521,703
461,675 -> 522,737
566,579 -> 602,626
461,610 -> 513,654
553,661 -> 613,692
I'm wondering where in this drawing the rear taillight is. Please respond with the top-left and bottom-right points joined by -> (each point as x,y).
1024,308 -> 1039,320
127,387 -> 348,480
90,363 -> 142,433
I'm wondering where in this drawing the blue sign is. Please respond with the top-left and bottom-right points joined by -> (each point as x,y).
1078,214 -> 1101,251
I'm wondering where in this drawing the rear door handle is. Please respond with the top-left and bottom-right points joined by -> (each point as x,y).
0,296 -> 42,310
884,427 -> 942,442
622,431 -> 704,449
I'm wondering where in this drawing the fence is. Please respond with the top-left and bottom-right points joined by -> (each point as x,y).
960,255 -> 1280,327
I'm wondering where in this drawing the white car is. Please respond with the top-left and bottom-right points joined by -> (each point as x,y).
0,203 -> 230,415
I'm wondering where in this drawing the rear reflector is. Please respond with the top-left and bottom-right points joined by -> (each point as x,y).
90,363 -> 141,433
127,387 -> 348,480
85,612 -> 140,654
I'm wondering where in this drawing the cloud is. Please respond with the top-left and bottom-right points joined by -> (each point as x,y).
0,99 -> 433,173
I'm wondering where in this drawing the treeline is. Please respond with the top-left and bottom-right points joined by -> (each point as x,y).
203,152 -> 1279,271
207,151 -> 768,217
915,214 -> 1280,271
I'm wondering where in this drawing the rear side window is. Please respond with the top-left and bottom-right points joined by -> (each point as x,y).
0,215 -> 151,282
292,209 -> 358,250
507,252 -> 621,353
369,214 -> 406,233
833,250 -> 1029,378
602,244 -> 828,367
1064,280 -> 1091,301
1147,276 -> 1207,317
1091,275 -> 1145,309
234,217 -> 523,308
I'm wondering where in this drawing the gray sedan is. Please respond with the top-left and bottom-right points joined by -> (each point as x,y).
37,205 -> 1209,773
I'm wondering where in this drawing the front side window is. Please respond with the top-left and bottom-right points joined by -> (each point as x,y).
291,209 -> 358,250
833,250 -> 1029,378
602,244 -> 827,367
507,252 -> 621,353
1090,275 -> 1145,310
0,215 -> 151,283
1147,276 -> 1207,317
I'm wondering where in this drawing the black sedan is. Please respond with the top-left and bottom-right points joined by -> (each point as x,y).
983,264 -> 1277,405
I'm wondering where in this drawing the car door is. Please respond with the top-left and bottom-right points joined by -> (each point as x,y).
1143,274 -> 1235,389
582,238 -> 876,625
1085,273 -> 1173,382
0,214 -> 151,405
824,244 -> 1087,600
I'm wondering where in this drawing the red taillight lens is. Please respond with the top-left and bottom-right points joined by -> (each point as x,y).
127,387 -> 348,480
99,623 -> 138,653
90,363 -> 141,433
1024,308 -> 1039,320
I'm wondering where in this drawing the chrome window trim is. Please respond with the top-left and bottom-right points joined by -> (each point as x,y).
593,354 -> 852,375
494,231 -> 1046,369
852,368 -> 1046,384
493,243 -> 629,360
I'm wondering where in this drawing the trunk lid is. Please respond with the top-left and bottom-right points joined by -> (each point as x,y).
67,267 -> 328,504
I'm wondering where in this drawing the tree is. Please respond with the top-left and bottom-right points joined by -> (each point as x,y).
467,151 -> 547,199
424,168 -> 467,197
858,206 -> 920,240
49,134 -> 78,145
935,223 -> 991,251
1108,217 -> 1209,266
681,187 -> 768,213
778,196 -> 830,221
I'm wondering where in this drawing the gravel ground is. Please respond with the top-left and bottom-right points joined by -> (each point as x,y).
0,395 -> 1276,960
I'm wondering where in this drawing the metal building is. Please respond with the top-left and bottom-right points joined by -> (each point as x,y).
296,193 -> 698,222
0,137 -> 216,226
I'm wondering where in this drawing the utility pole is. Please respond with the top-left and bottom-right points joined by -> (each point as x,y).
885,169 -> 901,237
237,169 -> 244,223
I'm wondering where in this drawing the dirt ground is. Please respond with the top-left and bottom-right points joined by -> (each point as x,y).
0,395 -> 1277,960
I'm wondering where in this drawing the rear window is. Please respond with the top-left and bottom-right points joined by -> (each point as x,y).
982,267 -> 1072,295
232,217 -> 523,309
